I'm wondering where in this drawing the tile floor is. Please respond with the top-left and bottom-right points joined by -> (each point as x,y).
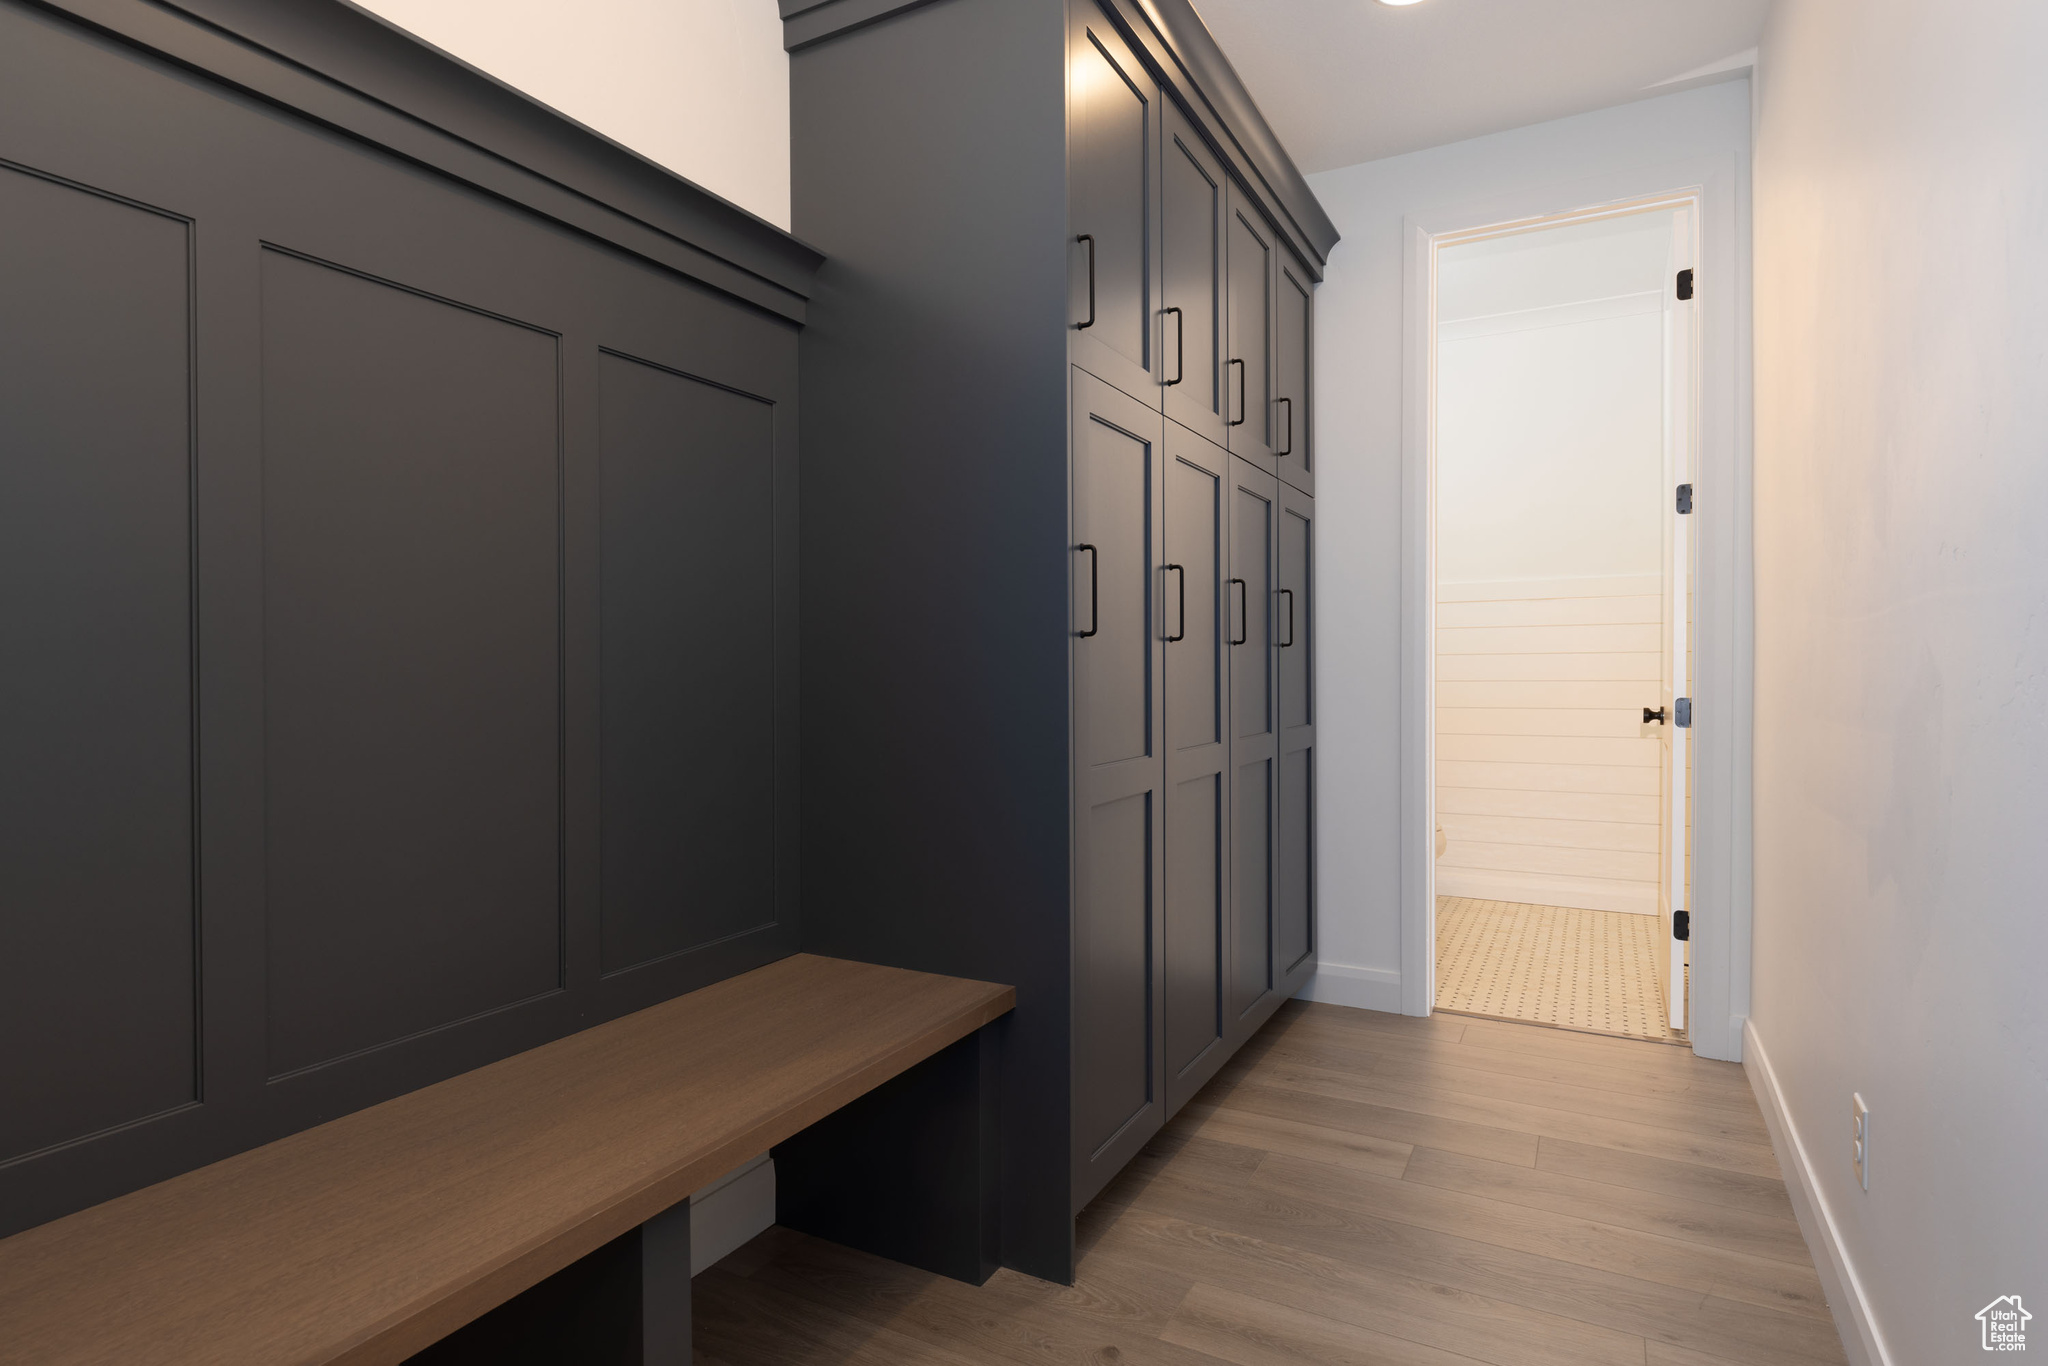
1435,895 -> 1683,1043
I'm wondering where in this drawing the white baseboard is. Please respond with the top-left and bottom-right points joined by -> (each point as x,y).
1296,961 -> 1403,1014
1742,1021 -> 1890,1366
689,1153 -> 775,1276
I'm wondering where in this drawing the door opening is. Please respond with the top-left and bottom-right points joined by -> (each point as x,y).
1427,199 -> 1696,1044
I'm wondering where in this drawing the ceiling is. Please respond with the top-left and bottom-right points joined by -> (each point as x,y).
1189,0 -> 1770,175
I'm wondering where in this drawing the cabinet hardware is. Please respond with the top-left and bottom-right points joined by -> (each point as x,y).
1230,578 -> 1247,645
1163,307 -> 1183,385
1164,563 -> 1186,642
1076,235 -> 1095,329
1229,358 -> 1245,426
1277,588 -> 1294,647
1076,544 -> 1098,637
1277,397 -> 1292,456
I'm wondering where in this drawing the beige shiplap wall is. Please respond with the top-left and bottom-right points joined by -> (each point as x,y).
1436,575 -> 1663,913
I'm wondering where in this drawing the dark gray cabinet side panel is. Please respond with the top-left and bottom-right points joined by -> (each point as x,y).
1276,259 -> 1312,495
1162,423 -> 1229,1109
258,249 -> 564,1079
1068,0 -> 1158,408
1277,486 -> 1315,991
790,0 -> 1074,1281
0,164 -> 197,1164
1160,103 -> 1226,446
1228,458 -> 1278,1027
1070,369 -> 1166,1213
598,354 -> 777,975
1224,186 -> 1275,468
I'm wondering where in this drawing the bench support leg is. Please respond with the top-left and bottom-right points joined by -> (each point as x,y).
772,1026 -> 1000,1285
403,1199 -> 691,1364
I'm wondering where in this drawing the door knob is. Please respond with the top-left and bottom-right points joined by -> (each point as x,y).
1643,706 -> 1668,724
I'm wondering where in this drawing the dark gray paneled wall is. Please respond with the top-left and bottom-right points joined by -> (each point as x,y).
790,0 -> 1075,1281
0,0 -> 806,1238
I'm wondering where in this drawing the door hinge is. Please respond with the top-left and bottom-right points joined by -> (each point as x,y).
1676,483 -> 1693,514
1676,268 -> 1694,300
1673,910 -> 1691,941
1675,697 -> 1692,728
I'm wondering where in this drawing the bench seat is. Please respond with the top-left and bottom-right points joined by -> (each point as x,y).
0,953 -> 1014,1365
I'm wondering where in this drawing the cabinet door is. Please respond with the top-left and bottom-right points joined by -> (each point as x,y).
1160,104 -> 1226,446
1162,422 -> 1230,1114
1224,185 -> 1275,468
1068,0 -> 1159,407
1277,485 -> 1316,993
1276,257 -> 1313,495
1227,456 -> 1277,1029
1070,367 -> 1166,1213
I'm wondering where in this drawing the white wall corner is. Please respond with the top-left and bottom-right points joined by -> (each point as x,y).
1742,1021 -> 1890,1366
1298,962 -> 1404,1015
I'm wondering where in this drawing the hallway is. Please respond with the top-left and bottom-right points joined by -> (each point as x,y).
697,1001 -> 1844,1366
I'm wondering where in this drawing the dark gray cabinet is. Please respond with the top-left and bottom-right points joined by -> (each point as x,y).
1278,258 -> 1315,495
788,0 -> 1335,1282
1226,185 -> 1277,468
1228,456 -> 1280,1031
1161,101 -> 1228,447
1278,483 -> 1317,986
1162,424 -> 1232,1113
1070,369 -> 1168,1202
1069,0 -> 1160,407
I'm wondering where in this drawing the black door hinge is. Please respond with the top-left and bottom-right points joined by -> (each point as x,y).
1676,483 -> 1693,514
1673,910 -> 1691,941
1675,697 -> 1692,728
1676,268 -> 1694,300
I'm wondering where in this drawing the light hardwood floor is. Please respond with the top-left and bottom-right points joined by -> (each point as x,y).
696,1000 -> 1847,1366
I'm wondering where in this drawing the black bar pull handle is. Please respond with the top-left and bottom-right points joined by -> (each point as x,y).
1076,544 -> 1099,638
1162,307 -> 1184,385
1228,358 -> 1245,426
1277,588 -> 1295,647
1230,578 -> 1247,645
1163,564 -> 1186,642
1075,235 -> 1095,330
1277,397 -> 1292,456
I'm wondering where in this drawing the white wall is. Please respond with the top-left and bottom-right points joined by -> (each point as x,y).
1300,80 -> 1750,1024
351,0 -> 791,228
1748,2 -> 2048,1362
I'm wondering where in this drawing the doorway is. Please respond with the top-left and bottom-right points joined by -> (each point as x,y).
1428,201 -> 1695,1044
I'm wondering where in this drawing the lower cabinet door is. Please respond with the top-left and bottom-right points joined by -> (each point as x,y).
1227,456 -> 1278,1037
1070,367 -> 1167,1213
1277,484 -> 1316,992
1161,422 -> 1231,1115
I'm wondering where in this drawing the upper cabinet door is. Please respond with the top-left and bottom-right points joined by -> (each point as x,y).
1160,103 -> 1226,445
1069,1 -> 1159,407
1224,185 -> 1275,468
1276,257 -> 1313,495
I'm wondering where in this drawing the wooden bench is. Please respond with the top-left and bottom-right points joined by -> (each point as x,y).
0,954 -> 1014,1365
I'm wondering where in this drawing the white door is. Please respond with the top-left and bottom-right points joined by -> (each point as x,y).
1659,207 -> 1697,1034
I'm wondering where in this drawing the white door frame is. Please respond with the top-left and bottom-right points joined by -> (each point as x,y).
1398,153 -> 1752,1062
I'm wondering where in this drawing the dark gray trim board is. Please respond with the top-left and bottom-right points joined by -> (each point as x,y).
31,0 -> 823,320
781,0 -> 1338,276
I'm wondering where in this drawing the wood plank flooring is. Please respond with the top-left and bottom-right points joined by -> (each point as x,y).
696,999 -> 1847,1366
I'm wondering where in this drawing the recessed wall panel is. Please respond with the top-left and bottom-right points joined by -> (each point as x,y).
259,250 -> 563,1078
0,166 -> 196,1160
1075,792 -> 1151,1157
598,352 -> 776,973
